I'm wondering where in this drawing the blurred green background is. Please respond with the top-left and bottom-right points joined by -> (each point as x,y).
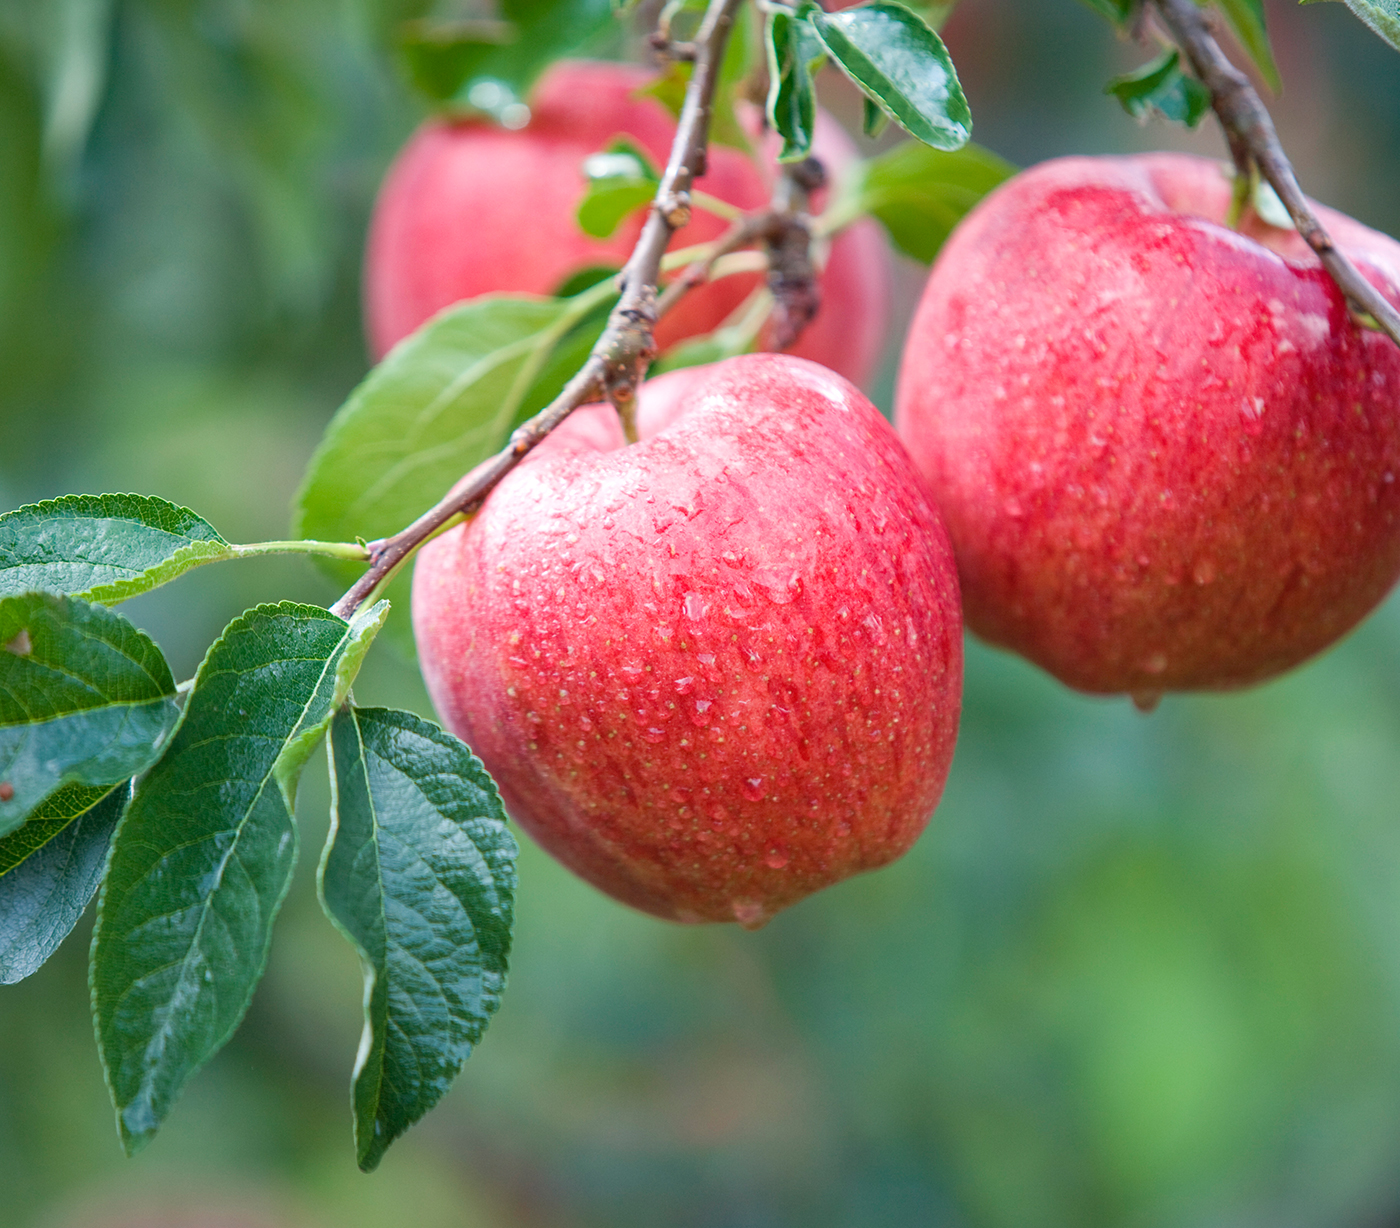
3,1 -> 1400,1225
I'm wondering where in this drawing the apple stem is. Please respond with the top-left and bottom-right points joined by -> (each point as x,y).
1153,0 -> 1400,351
329,0 -> 747,621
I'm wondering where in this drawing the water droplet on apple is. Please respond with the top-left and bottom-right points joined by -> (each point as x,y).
741,776 -> 766,801
1142,652 -> 1168,675
690,699 -> 712,726
1192,559 -> 1217,585
731,900 -> 769,929
683,591 -> 708,620
764,848 -> 789,870
1003,497 -> 1024,519
1132,692 -> 1162,714
641,727 -> 667,744
674,676 -> 695,695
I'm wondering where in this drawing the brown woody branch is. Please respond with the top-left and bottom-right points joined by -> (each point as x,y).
1151,0 -> 1400,349
654,156 -> 826,348
330,0 -> 746,620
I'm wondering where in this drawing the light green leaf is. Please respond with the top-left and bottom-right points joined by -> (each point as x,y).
576,138 -> 658,238
296,294 -> 603,582
839,140 -> 1015,264
765,11 -> 827,162
0,593 -> 178,838
811,1 -> 971,151
1105,50 -> 1213,127
0,783 -> 125,984
1214,0 -> 1282,90
90,600 -> 386,1155
0,493 -> 229,604
321,706 -> 517,1171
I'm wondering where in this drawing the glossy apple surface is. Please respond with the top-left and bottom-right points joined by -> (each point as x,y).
896,152 -> 1400,698
413,354 -> 962,925
365,60 -> 892,386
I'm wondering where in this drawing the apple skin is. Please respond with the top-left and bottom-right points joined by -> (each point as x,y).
412,354 -> 962,926
364,60 -> 892,387
895,152 -> 1400,698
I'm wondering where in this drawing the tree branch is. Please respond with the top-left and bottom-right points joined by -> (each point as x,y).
330,0 -> 746,621
1151,0 -> 1400,349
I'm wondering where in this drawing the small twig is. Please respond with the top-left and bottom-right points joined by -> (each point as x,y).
655,213 -> 774,317
330,0 -> 745,621
1152,0 -> 1400,349
655,155 -> 827,350
763,158 -> 824,351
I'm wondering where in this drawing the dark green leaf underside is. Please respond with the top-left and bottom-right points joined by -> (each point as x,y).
811,2 -> 970,151
766,11 -> 826,162
0,593 -> 177,837
90,600 -> 386,1155
322,706 -> 516,1171
0,784 -> 125,984
0,493 -> 228,604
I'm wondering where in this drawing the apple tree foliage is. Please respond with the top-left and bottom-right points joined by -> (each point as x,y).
0,0 -> 1396,1174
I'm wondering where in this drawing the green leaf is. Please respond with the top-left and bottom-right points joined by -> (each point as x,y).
0,783 -> 125,984
321,707 -> 517,1171
399,19 -> 518,104
576,138 -> 658,238
1077,0 -> 1139,26
841,140 -> 1016,264
1215,0 -> 1282,91
863,95 -> 891,139
0,493 -> 229,605
0,593 -> 178,838
440,0 -> 618,105
1105,50 -> 1213,127
295,291 -> 611,648
1304,0 -> 1400,53
551,264 -> 622,298
765,11 -> 827,162
811,1 -> 971,151
0,781 -> 114,876
90,599 -> 387,1155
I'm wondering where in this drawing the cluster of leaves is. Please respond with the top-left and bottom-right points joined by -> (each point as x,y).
764,0 -> 970,159
0,496 -> 517,1172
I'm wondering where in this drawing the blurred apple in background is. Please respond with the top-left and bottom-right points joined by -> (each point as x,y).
896,152 -> 1400,702
364,60 -> 893,386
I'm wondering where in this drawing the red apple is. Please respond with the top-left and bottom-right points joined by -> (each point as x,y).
365,60 -> 893,386
895,152 -> 1400,700
412,354 -> 962,925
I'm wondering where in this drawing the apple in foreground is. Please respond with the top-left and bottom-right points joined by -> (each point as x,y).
413,354 -> 962,925
895,152 -> 1400,700
365,59 -> 893,387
